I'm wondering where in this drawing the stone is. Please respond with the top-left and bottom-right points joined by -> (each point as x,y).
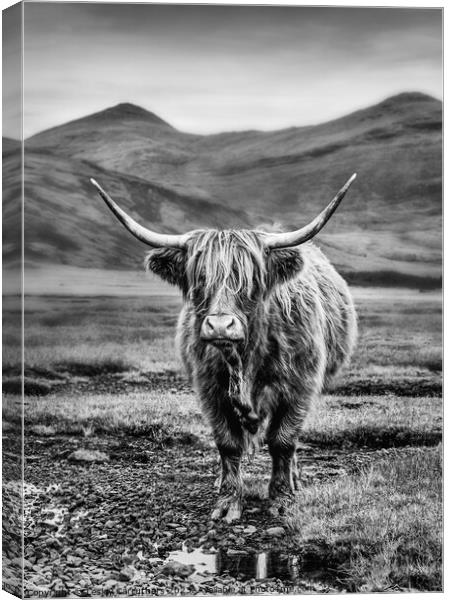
160,561 -> 194,578
265,526 -> 286,537
117,567 -> 134,582
68,449 -> 109,463
243,525 -> 257,535
66,555 -> 82,567
30,425 -> 57,437
103,580 -> 118,591
40,518 -> 60,530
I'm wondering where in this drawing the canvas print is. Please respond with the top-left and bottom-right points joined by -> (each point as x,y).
2,2 -> 442,597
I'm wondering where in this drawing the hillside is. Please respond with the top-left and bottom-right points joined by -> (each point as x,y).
3,148 -> 250,270
2,137 -> 21,155
5,92 -> 442,284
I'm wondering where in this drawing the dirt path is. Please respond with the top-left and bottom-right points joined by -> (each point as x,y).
10,431 -> 428,597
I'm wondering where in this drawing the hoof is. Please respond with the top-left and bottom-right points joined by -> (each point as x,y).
268,484 -> 295,517
267,499 -> 287,518
211,497 -> 242,523
269,485 -> 295,502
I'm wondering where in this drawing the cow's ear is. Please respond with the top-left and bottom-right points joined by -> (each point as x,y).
145,248 -> 187,290
267,247 -> 304,287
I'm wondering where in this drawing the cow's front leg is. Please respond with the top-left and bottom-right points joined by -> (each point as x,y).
211,441 -> 244,523
268,442 -> 296,501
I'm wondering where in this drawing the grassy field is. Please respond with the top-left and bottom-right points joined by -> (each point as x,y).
2,287 -> 442,389
2,286 -> 442,593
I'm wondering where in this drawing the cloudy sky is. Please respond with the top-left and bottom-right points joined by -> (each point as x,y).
4,3 -> 443,138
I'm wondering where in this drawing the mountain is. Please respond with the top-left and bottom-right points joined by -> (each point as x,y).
2,137 -> 21,155
4,92 -> 442,284
3,148 -> 250,271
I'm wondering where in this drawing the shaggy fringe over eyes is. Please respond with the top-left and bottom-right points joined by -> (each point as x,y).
187,230 -> 266,305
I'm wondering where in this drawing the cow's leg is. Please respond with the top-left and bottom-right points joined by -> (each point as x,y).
211,439 -> 244,523
266,395 -> 309,504
202,391 -> 245,523
269,441 -> 296,501
292,451 -> 300,491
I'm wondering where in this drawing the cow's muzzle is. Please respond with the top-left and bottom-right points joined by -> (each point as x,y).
200,314 -> 245,344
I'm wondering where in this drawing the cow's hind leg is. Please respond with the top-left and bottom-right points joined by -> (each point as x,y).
292,451 -> 300,491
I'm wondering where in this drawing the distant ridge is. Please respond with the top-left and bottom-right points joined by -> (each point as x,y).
376,91 -> 439,106
344,91 -> 440,120
85,102 -> 173,127
27,102 -> 174,143
4,91 -> 442,284
26,92 -> 441,142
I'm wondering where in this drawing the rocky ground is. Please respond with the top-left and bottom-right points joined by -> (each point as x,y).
2,364 -> 442,597
2,290 -> 441,595
3,417 -> 431,598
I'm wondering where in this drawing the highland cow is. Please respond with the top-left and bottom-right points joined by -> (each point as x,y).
91,174 -> 358,522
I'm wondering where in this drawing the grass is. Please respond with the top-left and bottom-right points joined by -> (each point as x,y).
2,287 -> 442,592
3,390 -> 441,448
3,295 -> 182,374
2,289 -> 442,392
351,293 -> 441,373
4,390 -> 207,438
286,445 -> 442,592
303,395 -> 441,448
5,388 -> 441,593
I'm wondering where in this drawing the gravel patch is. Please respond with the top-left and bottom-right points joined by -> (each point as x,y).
0,427 -> 437,597
18,432 -> 362,596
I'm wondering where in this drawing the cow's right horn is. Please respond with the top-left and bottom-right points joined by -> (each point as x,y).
90,178 -> 192,248
261,173 -> 357,249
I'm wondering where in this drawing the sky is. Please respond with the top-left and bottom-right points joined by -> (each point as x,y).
3,3 -> 443,138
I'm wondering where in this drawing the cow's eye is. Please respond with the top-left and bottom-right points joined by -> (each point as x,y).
197,273 -> 206,287
190,286 -> 205,306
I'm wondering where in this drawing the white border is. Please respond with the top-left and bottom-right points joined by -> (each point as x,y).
0,2 -> 445,600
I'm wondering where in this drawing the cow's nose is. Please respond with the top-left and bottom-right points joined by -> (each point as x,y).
201,314 -> 244,341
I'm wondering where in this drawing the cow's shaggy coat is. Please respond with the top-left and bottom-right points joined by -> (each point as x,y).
146,230 -> 357,521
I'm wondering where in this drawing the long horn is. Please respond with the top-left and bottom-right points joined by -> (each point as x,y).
90,178 -> 192,248
261,173 -> 357,249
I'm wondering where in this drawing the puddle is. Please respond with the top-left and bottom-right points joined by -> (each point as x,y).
167,546 -> 327,583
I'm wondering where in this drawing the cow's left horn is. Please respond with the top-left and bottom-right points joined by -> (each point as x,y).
90,178 -> 192,248
261,173 -> 357,249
